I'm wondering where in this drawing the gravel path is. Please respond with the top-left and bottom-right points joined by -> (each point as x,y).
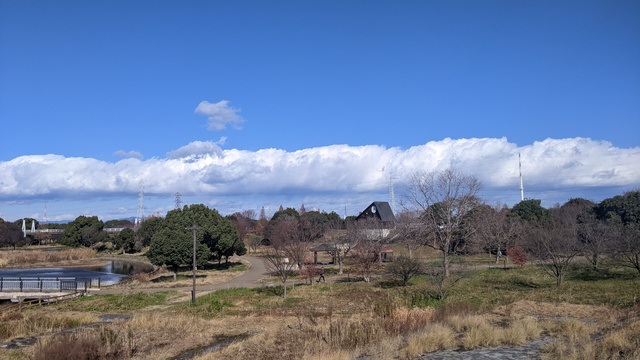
418,338 -> 552,360
92,256 -> 269,296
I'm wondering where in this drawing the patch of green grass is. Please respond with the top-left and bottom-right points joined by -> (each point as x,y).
203,261 -> 247,272
398,286 -> 443,308
179,288 -> 260,316
58,291 -> 175,312
444,263 -> 640,309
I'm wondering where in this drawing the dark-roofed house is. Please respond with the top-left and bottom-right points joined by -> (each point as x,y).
356,201 -> 396,224
355,201 -> 396,262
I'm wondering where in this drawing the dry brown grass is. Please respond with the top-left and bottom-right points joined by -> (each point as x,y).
118,268 -> 242,290
384,307 -> 435,336
404,323 -> 457,358
0,311 -> 98,340
445,313 -> 543,350
597,317 -> 640,359
1,256 -> 638,360
4,297 -> 637,360
503,316 -> 542,345
540,305 -> 640,360
0,248 -> 97,267
33,326 -> 136,360
495,300 -> 613,322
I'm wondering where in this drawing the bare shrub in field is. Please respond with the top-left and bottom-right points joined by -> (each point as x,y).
384,307 -> 434,336
320,316 -> 385,349
300,263 -> 321,285
0,258 -> 8,267
506,245 -> 528,266
364,336 -> 404,360
130,271 -> 151,283
34,327 -> 136,360
431,302 -> 477,323
404,324 -> 456,358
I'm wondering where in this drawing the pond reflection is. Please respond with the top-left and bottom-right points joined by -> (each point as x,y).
0,259 -> 155,286
86,260 -> 155,276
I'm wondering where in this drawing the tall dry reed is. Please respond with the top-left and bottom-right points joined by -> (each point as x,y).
0,248 -> 97,266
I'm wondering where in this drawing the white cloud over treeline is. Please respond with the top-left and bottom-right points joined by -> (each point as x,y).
195,100 -> 244,131
1,137 -> 638,220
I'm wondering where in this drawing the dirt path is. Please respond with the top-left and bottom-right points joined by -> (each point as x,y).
93,256 -> 269,296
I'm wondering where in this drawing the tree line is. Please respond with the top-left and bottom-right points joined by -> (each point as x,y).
1,168 -> 637,290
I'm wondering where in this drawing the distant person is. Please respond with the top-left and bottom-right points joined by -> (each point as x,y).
317,267 -> 325,283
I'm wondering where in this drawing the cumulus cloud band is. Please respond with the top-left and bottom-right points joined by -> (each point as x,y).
1,138 -> 638,219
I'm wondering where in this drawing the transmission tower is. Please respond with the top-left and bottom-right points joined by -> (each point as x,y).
519,152 -> 525,201
381,165 -> 397,214
389,173 -> 396,215
136,180 -> 145,228
174,192 -> 182,209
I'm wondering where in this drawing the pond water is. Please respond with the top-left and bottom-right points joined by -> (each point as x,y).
0,259 -> 155,286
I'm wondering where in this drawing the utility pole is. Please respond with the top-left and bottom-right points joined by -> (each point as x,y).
186,224 -> 199,304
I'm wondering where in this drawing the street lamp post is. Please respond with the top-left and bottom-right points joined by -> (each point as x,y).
187,224 -> 199,304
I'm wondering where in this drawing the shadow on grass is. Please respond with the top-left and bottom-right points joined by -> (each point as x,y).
570,265 -> 638,282
333,276 -> 365,283
377,279 -> 405,288
151,274 -> 208,283
510,277 -> 541,289
201,261 -> 244,271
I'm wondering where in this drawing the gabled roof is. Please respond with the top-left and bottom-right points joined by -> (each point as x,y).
356,201 -> 396,222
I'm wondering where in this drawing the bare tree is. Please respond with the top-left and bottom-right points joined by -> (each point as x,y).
231,210 -> 257,245
525,207 -> 582,287
246,233 -> 263,253
424,265 -> 464,300
578,212 -> 610,269
393,210 -> 424,259
386,255 -> 423,286
323,221 -> 351,274
267,216 -> 323,273
610,217 -> 640,274
348,241 -> 380,283
347,218 -> 389,282
403,168 -> 482,277
0,220 -> 25,249
464,204 -> 521,266
263,243 -> 294,299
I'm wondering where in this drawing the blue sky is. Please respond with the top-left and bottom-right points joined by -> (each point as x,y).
1,1 -> 639,222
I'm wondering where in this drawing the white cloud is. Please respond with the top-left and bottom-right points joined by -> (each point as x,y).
195,100 -> 244,131
0,138 -> 638,221
166,140 -> 224,160
114,150 -> 143,160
